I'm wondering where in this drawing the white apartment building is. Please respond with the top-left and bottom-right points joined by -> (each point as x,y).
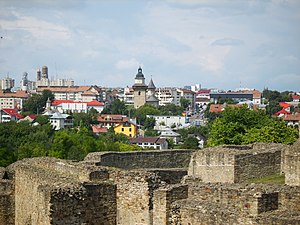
147,115 -> 190,130
156,88 -> 179,106
0,76 -> 15,90
156,88 -> 196,109
36,78 -> 74,87
36,85 -> 103,102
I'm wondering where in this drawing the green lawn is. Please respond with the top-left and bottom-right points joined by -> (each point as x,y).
244,173 -> 285,184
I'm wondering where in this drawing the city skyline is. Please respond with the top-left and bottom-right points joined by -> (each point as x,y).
0,0 -> 299,91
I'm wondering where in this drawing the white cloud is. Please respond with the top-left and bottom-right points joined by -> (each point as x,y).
115,58 -> 140,70
0,12 -> 71,41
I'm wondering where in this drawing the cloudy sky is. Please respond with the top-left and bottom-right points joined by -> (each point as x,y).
0,0 -> 299,91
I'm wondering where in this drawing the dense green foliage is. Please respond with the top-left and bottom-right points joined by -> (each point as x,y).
207,106 -> 298,146
23,90 -> 54,114
0,121 -> 140,167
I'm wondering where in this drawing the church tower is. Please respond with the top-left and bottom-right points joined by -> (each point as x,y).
133,67 -> 148,108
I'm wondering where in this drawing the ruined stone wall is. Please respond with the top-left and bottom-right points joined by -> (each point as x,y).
13,165 -> 52,225
187,144 -> 284,183
9,158 -> 117,225
153,184 -> 188,225
234,150 -> 281,182
50,183 -> 116,225
108,170 -> 162,225
284,140 -> 300,186
0,179 -> 14,225
171,178 -> 300,225
188,149 -> 236,183
85,149 -> 194,169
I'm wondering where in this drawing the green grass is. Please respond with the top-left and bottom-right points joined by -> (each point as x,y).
244,173 -> 285,184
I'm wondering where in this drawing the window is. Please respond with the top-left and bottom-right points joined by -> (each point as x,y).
138,91 -> 141,96
129,128 -> 132,132
122,128 -> 124,131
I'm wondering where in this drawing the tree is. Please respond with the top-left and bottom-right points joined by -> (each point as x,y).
207,105 -> 298,146
111,99 -> 127,114
134,104 -> 160,125
23,90 -> 54,114
181,136 -> 199,149
144,117 -> 156,130
180,98 -> 190,109
159,104 -> 184,116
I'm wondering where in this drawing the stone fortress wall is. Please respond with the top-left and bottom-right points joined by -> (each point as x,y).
0,141 -> 299,225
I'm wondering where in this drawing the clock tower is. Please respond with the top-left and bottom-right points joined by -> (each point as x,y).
133,67 -> 148,108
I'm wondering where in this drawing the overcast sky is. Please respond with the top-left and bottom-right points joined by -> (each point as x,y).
0,0 -> 299,91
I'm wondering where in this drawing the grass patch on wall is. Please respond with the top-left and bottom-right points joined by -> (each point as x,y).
244,173 -> 285,184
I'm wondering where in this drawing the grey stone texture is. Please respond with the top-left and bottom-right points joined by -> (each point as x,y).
0,141 -> 299,225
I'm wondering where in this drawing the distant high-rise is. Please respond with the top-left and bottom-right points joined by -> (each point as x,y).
42,66 -> 48,79
0,75 -> 15,91
36,65 -> 74,87
37,68 -> 41,81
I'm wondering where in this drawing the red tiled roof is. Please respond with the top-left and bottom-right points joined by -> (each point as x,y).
97,114 -> 128,123
279,102 -> 291,109
37,86 -> 95,93
197,90 -> 210,94
0,90 -> 29,98
273,109 -> 291,116
51,100 -> 74,105
91,125 -> 108,133
1,108 -> 23,119
209,104 -> 223,113
87,100 -> 104,106
292,95 -> 300,100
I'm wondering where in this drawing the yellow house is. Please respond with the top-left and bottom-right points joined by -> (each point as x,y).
114,121 -> 137,138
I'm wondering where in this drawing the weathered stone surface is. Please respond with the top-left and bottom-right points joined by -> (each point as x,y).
285,139 -> 300,186
188,143 -> 285,183
85,149 -> 195,169
0,140 -> 300,225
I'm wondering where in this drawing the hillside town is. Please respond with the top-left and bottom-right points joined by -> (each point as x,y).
0,65 -> 299,148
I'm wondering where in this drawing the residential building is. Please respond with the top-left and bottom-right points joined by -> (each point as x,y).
36,85 -> 103,102
44,111 -> 73,130
159,129 -> 181,144
292,95 -> 300,102
281,113 -> 300,128
129,137 -> 168,150
114,121 -> 137,138
50,99 -> 105,113
156,88 -> 178,106
122,87 -> 134,106
0,76 -> 14,91
97,114 -> 129,129
147,115 -> 189,130
0,90 -> 29,110
0,108 -> 23,123
20,72 -> 35,91
156,87 -> 196,108
177,88 -> 196,109
195,89 -> 211,108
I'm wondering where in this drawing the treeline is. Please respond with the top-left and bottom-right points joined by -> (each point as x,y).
0,121 -> 140,167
